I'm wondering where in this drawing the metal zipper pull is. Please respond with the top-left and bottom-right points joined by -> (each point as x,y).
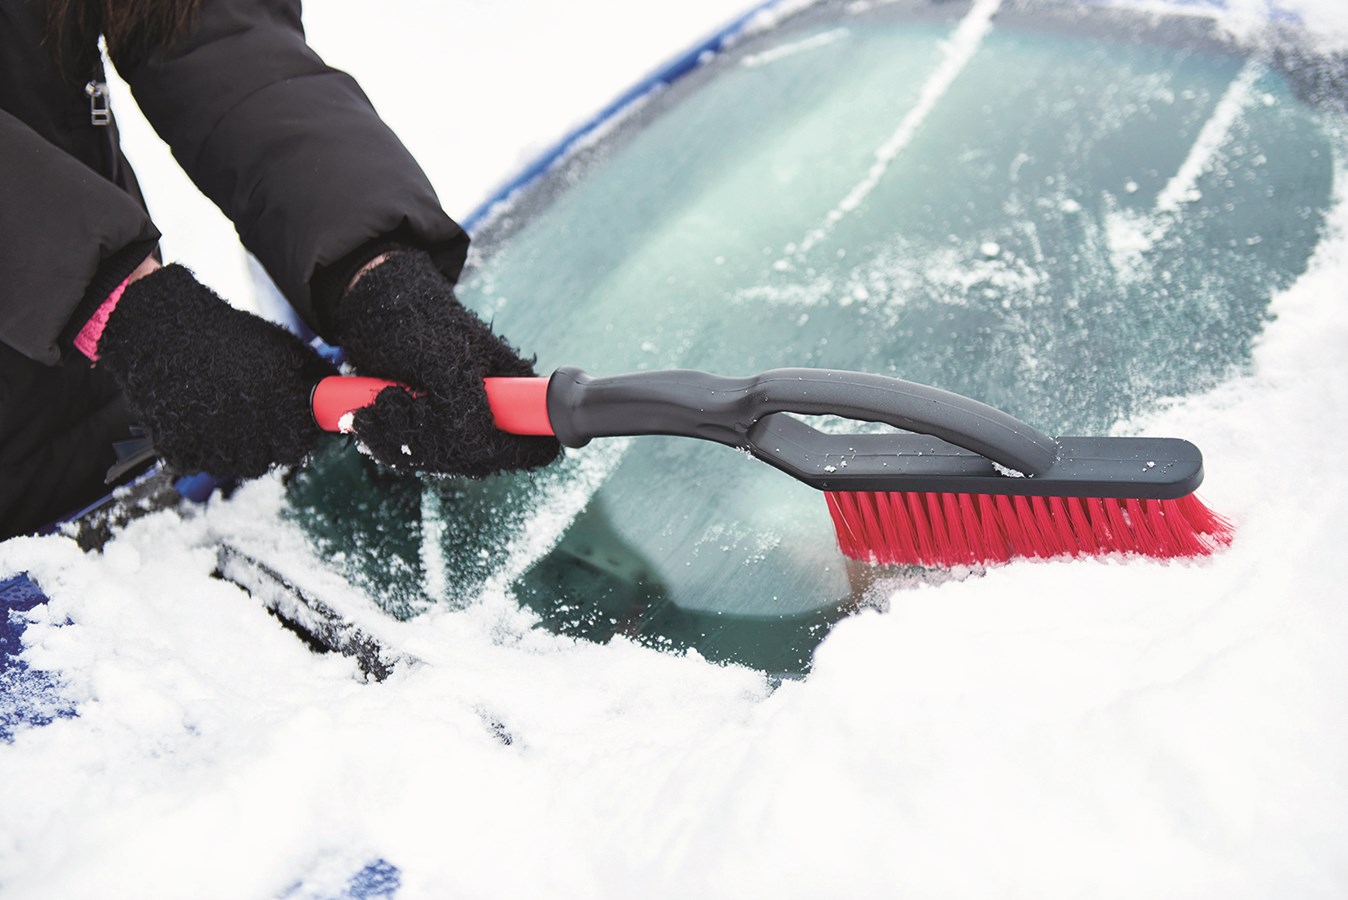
84,81 -> 111,126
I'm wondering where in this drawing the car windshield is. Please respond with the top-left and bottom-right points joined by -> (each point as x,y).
287,0 -> 1344,675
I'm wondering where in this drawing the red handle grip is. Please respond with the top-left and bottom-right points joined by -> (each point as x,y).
311,375 -> 555,436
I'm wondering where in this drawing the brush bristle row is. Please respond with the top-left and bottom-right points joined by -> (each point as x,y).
825,490 -> 1233,567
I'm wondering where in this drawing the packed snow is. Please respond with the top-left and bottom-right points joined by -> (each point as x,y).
5,1 -> 1348,897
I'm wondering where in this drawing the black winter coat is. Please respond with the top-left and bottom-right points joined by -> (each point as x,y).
0,0 -> 469,362
0,0 -> 470,535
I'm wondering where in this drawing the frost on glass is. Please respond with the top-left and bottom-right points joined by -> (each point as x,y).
289,2 -> 1341,675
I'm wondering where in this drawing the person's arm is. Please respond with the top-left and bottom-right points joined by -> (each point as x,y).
109,2 -> 559,477
109,0 -> 468,338
0,108 -> 160,364
0,109 -> 338,479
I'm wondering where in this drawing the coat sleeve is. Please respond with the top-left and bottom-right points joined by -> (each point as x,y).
0,109 -> 160,364
113,0 -> 470,336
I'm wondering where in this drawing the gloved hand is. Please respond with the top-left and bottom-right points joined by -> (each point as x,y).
94,264 -> 338,477
330,248 -> 562,477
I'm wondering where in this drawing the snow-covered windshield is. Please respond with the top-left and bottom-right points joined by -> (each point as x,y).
288,0 -> 1344,674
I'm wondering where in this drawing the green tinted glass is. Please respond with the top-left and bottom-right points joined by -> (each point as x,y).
289,1 -> 1342,675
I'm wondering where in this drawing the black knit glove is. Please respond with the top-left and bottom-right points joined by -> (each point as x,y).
96,264 -> 337,477
331,249 -> 562,477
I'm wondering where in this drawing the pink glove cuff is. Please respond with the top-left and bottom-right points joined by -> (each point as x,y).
73,274 -> 134,362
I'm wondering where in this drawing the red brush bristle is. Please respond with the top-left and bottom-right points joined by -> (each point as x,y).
941,493 -> 974,565
907,492 -> 939,564
976,494 -> 1011,562
878,492 -> 919,562
825,489 -> 1234,567
825,491 -> 864,559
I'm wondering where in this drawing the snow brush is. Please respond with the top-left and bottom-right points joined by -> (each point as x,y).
311,368 -> 1233,567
